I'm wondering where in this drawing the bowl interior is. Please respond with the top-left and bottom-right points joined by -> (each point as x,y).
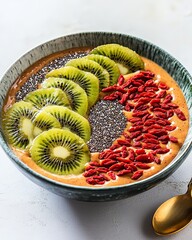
0,32 -> 192,194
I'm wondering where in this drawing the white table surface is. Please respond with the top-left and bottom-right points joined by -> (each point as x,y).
0,0 -> 191,239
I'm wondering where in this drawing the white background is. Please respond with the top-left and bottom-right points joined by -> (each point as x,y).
0,0 -> 191,239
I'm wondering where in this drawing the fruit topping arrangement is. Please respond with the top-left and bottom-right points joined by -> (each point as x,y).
3,43 -> 187,185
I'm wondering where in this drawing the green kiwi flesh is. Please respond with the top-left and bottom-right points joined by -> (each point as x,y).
46,66 -> 99,108
3,101 -> 37,149
24,88 -> 71,109
30,128 -> 90,175
90,43 -> 144,74
85,54 -> 120,85
42,105 -> 91,142
41,78 -> 88,116
65,58 -> 110,89
32,110 -> 61,137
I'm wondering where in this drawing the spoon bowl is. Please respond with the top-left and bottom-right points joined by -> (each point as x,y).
152,178 -> 192,235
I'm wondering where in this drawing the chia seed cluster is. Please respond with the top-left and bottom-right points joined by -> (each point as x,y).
88,100 -> 127,152
15,52 -> 87,101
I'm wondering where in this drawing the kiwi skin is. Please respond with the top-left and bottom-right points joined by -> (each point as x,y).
30,128 -> 90,175
41,78 -> 88,116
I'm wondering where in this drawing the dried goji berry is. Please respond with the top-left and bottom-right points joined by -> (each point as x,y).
85,165 -> 96,171
109,162 -> 125,171
174,108 -> 186,121
110,144 -> 121,150
131,170 -> 143,180
154,111 -> 168,119
107,171 -> 116,180
135,148 -> 146,155
158,82 -> 169,90
150,98 -> 161,107
164,125 -> 176,131
129,126 -> 143,132
132,110 -> 149,118
129,117 -> 142,123
96,167 -> 108,173
89,161 -> 100,166
130,131 -> 142,139
117,139 -> 131,146
135,162 -> 151,169
102,85 -> 117,92
132,142 -> 142,148
117,169 -> 132,176
167,109 -> 174,118
135,154 -> 149,162
116,157 -> 132,164
142,138 -> 159,144
156,90 -> 166,98
128,149 -> 135,161
86,177 -> 98,185
148,129 -> 168,136
167,103 -> 178,109
162,94 -> 173,104
143,133 -> 158,139
169,136 -> 178,143
83,169 -> 97,177
155,148 -> 170,154
99,174 -> 110,181
142,143 -> 161,150
100,159 -> 117,167
118,75 -> 125,85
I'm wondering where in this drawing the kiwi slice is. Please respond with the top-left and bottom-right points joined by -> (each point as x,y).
24,88 -> 71,110
85,54 -> 120,85
30,128 -> 90,175
90,43 -> 144,74
65,58 -> 110,89
46,66 -> 99,107
32,110 -> 61,137
42,105 -> 91,142
3,101 -> 37,149
41,78 -> 88,116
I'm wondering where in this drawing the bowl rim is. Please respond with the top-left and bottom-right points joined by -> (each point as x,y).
0,31 -> 192,191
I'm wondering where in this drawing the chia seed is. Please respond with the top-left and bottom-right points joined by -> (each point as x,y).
88,100 -> 127,152
15,52 -> 88,101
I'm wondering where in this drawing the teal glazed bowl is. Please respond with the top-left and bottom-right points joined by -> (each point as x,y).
0,32 -> 192,201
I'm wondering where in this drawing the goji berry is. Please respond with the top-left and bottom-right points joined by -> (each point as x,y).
169,136 -> 178,143
135,162 -> 151,169
131,170 -> 143,180
117,169 -> 132,176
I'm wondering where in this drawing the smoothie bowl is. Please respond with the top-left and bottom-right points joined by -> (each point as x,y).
0,32 -> 191,201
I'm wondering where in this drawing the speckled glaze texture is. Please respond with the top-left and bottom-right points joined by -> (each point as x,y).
0,32 -> 191,201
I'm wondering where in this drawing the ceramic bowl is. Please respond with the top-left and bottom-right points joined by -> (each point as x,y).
0,32 -> 191,201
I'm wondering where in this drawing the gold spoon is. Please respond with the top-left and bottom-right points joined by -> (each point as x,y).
152,178 -> 192,235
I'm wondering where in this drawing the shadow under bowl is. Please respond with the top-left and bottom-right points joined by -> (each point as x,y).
0,32 -> 192,201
